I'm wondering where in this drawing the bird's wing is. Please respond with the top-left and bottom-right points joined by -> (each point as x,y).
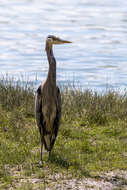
35,85 -> 44,136
50,86 -> 62,149
56,86 -> 62,123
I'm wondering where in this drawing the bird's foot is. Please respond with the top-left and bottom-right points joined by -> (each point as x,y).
39,160 -> 43,166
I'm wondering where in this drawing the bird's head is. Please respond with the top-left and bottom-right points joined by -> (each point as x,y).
45,35 -> 72,51
46,35 -> 72,45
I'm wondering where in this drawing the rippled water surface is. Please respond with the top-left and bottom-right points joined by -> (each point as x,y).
0,0 -> 127,91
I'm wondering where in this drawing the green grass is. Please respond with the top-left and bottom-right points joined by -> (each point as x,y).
0,77 -> 127,189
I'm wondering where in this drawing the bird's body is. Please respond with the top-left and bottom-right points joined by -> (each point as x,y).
35,35 -> 71,162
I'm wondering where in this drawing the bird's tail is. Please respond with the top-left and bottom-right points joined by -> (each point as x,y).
43,134 -> 56,151
43,134 -> 51,151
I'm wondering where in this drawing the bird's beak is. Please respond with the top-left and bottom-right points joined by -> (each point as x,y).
54,38 -> 72,44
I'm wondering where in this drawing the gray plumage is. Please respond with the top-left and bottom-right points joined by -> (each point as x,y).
35,35 -> 72,163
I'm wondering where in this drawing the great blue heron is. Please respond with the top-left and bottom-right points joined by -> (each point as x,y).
35,35 -> 72,163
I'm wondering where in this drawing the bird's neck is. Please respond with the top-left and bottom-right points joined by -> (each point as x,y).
46,44 -> 56,85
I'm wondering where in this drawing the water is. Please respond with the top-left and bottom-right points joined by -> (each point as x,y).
0,0 -> 127,91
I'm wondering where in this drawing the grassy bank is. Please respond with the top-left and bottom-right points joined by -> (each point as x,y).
0,77 -> 127,189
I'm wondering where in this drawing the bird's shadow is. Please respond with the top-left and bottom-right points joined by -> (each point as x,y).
48,152 -> 70,169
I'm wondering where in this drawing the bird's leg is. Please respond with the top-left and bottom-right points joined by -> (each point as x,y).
49,150 -> 51,160
39,138 -> 43,165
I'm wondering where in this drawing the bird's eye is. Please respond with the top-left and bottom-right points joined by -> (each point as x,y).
47,37 -> 52,43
